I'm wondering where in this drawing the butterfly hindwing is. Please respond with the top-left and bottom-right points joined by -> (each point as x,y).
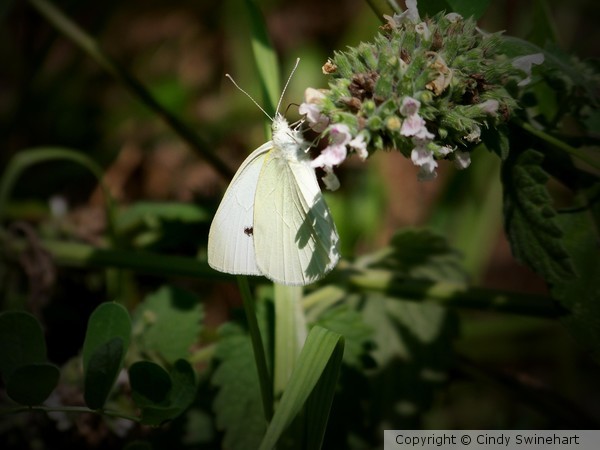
207,142 -> 272,275
253,150 -> 340,285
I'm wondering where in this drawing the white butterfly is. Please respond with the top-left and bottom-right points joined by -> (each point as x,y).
208,61 -> 340,286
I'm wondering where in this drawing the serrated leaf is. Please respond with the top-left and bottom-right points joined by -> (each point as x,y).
129,361 -> 172,406
133,286 -> 202,363
6,363 -> 60,406
370,228 -> 468,282
82,302 -> 131,374
212,324 -> 266,450
314,305 -> 372,368
363,296 -> 458,427
140,359 -> 197,426
84,337 -> 124,410
482,126 -> 510,160
0,311 -> 46,382
259,326 -> 344,450
502,149 -> 575,283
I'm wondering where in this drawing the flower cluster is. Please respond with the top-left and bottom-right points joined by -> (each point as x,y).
299,0 -> 544,188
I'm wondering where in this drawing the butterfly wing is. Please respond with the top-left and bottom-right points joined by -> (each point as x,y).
207,142 -> 272,275
254,152 -> 340,286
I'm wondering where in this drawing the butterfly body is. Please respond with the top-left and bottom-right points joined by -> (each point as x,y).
208,115 -> 340,286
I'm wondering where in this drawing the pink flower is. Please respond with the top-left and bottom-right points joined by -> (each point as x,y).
411,140 -> 438,181
328,123 -> 352,146
400,96 -> 421,116
299,87 -> 329,132
311,144 -> 347,169
400,114 -> 425,136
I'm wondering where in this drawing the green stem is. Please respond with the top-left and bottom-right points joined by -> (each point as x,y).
364,0 -> 395,21
2,235 -> 559,318
26,0 -> 234,181
237,276 -> 274,421
515,119 -> 600,172
346,266 -> 559,317
0,405 -> 140,422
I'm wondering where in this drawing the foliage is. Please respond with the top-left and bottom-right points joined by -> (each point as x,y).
0,0 -> 599,449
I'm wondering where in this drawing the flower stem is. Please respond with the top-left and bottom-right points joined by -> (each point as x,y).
515,119 -> 600,172
346,266 -> 559,317
26,0 -> 234,180
237,276 -> 274,421
0,405 -> 140,422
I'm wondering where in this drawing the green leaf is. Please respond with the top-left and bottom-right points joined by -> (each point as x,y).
82,302 -> 131,374
482,126 -> 509,160
417,0 -> 448,17
139,359 -> 197,426
416,0 -> 491,19
445,0 -> 491,19
123,441 -> 154,450
527,0 -> 559,48
116,202 -> 210,250
552,202 -> 600,360
259,326 -> 344,450
0,311 -> 46,382
314,305 -> 372,369
501,149 -> 575,283
129,361 -> 172,406
244,0 -> 280,117
212,324 -> 266,450
304,332 -> 345,450
6,363 -> 60,406
0,147 -> 117,238
133,286 -> 202,363
362,296 -> 458,428
84,337 -> 124,410
372,228 -> 468,282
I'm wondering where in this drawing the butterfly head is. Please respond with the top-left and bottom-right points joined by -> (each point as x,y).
272,114 -> 309,160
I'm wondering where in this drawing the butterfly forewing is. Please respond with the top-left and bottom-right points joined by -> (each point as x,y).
207,142 -> 272,275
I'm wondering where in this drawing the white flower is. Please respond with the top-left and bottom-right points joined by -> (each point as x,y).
512,53 -> 544,86
384,0 -> 420,27
322,167 -> 340,191
402,0 -> 420,22
445,12 -> 463,23
348,133 -> 368,160
464,125 -> 481,143
478,99 -> 499,115
417,165 -> 438,181
299,87 -> 329,132
414,125 -> 435,140
454,150 -> 471,169
415,22 -> 431,41
438,145 -> 454,156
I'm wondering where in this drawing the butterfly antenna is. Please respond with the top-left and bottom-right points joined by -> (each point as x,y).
225,74 -> 273,122
276,58 -> 300,115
